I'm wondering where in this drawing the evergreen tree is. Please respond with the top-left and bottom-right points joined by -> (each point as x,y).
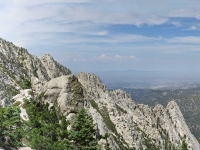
0,105 -> 23,148
24,100 -> 71,150
69,108 -> 100,150
181,140 -> 188,150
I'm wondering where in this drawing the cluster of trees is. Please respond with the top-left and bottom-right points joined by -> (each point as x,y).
0,96 -> 188,150
0,106 -> 22,149
0,100 -> 101,150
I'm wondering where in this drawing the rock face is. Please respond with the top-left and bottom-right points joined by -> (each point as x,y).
42,75 -> 85,116
12,89 -> 32,121
0,38 -> 71,105
38,72 -> 200,150
76,72 -> 200,150
1,38 -> 199,149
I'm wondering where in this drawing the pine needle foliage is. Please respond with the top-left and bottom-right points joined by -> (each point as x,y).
0,105 -> 23,148
69,108 -> 100,150
24,100 -> 71,150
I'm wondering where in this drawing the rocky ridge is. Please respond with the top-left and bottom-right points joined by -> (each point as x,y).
76,72 -> 200,150
0,38 -> 71,106
0,38 -> 199,149
31,72 -> 200,149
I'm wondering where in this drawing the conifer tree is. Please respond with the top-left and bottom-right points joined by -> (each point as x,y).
69,108 -> 100,150
181,140 -> 188,150
24,100 -> 71,150
0,105 -> 23,148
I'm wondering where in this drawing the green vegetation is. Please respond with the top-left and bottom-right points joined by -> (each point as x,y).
23,99 -> 99,150
13,101 -> 21,107
0,99 -> 100,150
0,105 -> 23,149
69,108 -> 100,150
180,140 -> 188,150
24,100 -> 71,150
90,100 -> 116,133
19,79 -> 31,89
38,92 -> 45,101
115,104 -> 127,114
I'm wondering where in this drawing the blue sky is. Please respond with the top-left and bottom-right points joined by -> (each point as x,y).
1,0 -> 200,73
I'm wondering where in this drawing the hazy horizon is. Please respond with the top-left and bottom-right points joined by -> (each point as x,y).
78,69 -> 200,90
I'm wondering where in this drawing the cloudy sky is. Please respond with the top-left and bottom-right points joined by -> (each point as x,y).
1,0 -> 200,73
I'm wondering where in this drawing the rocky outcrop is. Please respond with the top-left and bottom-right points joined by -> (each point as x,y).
41,75 -> 85,116
12,89 -> 32,120
166,101 -> 200,150
35,72 -> 200,149
76,72 -> 200,150
0,38 -> 71,105
76,72 -> 108,99
41,53 -> 71,79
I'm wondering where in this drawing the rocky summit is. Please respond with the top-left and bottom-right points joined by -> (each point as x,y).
0,38 -> 200,150
0,38 -> 71,106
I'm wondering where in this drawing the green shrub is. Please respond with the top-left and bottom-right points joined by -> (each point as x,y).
19,79 -> 31,89
13,101 -> 21,107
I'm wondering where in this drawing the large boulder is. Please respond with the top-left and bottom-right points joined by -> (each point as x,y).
42,75 -> 85,116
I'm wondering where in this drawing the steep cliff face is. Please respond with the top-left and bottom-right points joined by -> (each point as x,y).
33,72 -> 200,150
0,38 -> 71,105
76,72 -> 200,150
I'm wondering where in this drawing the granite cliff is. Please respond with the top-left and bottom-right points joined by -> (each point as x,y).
0,38 -> 200,149
0,38 -> 71,106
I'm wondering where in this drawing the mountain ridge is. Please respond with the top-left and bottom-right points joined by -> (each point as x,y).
0,37 -> 199,149
0,38 -> 71,106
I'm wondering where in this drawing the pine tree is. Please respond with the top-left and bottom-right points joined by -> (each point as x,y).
69,108 -> 100,150
24,100 -> 72,150
0,105 -> 23,148
181,140 -> 188,150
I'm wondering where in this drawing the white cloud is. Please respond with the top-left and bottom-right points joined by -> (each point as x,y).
93,54 -> 136,62
86,31 -> 108,36
168,36 -> 200,44
114,54 -> 136,59
95,54 -> 110,61
188,26 -> 197,30
0,0 -> 200,57
168,9 -> 200,20
60,34 -> 163,45
0,1 -> 168,47
171,22 -> 182,27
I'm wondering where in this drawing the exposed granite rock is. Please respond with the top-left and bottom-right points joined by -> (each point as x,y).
166,101 -> 200,150
0,38 -> 71,106
76,72 -> 200,150
19,147 -> 33,150
41,53 -> 71,79
76,72 -> 108,99
42,75 -> 85,116
12,89 -> 32,120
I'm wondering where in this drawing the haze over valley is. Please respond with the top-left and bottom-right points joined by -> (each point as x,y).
92,70 -> 200,90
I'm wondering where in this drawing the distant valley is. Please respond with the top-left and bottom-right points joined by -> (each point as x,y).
93,70 -> 200,90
